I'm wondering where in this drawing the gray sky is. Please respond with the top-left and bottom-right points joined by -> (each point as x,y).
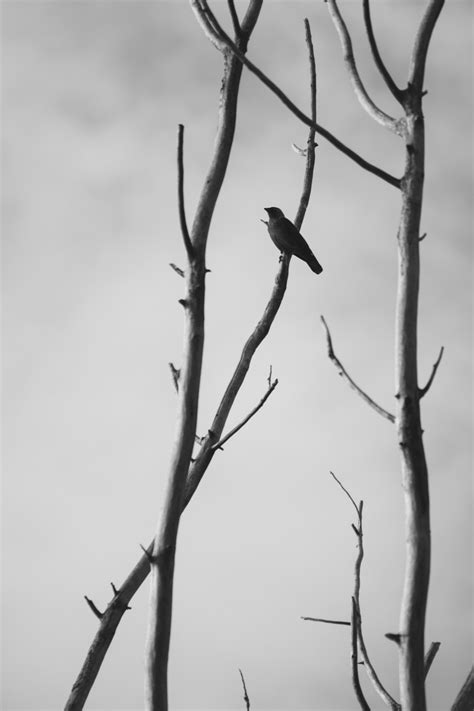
2,1 -> 472,710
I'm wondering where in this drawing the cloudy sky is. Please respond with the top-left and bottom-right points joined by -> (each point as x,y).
2,1 -> 472,710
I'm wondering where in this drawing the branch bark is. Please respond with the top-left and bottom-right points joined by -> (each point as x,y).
395,4 -> 445,710
362,0 -> 403,103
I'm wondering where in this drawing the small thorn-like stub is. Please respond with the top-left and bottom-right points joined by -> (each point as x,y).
419,232 -> 427,242
169,262 -> 185,277
178,298 -> 188,308
260,218 -> 268,225
422,89 -> 428,97
169,362 -> 180,392
140,544 -> 155,564
84,596 -> 104,620
351,523 -> 360,537
205,268 -> 212,273
110,582 -> 119,596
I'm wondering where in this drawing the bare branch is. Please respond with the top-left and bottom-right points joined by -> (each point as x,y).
418,346 -> 444,398
332,473 -> 400,710
177,124 -> 194,259
424,641 -> 440,678
362,0 -> 403,102
211,377 -> 278,451
321,316 -> 395,423
238,669 -> 250,711
325,0 -> 405,136
351,597 -> 371,711
84,597 -> 104,621
190,0 -> 226,52
301,616 -> 351,626
408,0 -> 445,93
169,263 -> 185,278
451,666 -> 474,711
294,19 -> 317,229
227,0 -> 241,38
195,1 -> 400,189
330,470 -> 360,516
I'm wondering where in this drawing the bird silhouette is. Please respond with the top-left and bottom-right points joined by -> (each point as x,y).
263,207 -> 323,274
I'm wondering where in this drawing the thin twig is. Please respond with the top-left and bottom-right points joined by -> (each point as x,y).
418,346 -> 444,398
238,669 -> 250,711
195,0 -> 400,189
351,597 -> 371,711
332,473 -> 400,710
424,641 -> 441,678
177,124 -> 194,258
325,0 -> 404,137
84,597 -> 104,621
211,378 -> 278,451
227,0 -> 241,37
301,616 -> 351,626
321,315 -> 395,423
362,0 -> 403,102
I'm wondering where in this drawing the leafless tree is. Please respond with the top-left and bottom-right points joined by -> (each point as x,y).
64,2 -> 473,711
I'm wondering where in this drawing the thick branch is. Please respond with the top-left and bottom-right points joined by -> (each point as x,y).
362,0 -> 403,102
321,316 -> 395,423
326,0 -> 405,136
195,1 -> 400,188
451,667 -> 474,711
408,0 -> 445,93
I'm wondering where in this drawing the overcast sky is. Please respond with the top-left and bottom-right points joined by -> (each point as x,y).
2,1 -> 472,710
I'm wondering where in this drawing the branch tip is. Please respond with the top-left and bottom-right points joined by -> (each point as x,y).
84,596 -> 104,620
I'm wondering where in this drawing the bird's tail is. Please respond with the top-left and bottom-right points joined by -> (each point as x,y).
307,253 -> 323,274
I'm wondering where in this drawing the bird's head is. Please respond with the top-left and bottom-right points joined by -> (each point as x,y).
264,207 -> 284,220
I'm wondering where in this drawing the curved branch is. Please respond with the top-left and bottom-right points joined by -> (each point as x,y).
326,0 -> 405,136
408,0 -> 445,93
424,641 -> 440,678
362,0 -> 403,102
321,316 -> 395,423
177,124 -> 194,258
195,1 -> 400,188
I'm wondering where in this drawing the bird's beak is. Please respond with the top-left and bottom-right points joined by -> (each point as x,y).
264,207 -> 270,213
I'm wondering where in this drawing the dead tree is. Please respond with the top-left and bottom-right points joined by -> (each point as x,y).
64,2 -> 473,710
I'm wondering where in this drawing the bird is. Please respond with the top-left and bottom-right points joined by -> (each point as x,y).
262,207 -> 323,274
